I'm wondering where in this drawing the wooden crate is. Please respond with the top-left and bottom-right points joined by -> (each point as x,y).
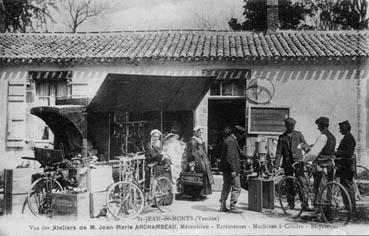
262,179 -> 274,210
89,191 -> 107,218
51,192 -> 90,220
87,165 -> 113,193
248,178 -> 262,212
248,178 -> 274,212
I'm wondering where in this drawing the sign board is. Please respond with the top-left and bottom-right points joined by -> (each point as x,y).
248,106 -> 289,134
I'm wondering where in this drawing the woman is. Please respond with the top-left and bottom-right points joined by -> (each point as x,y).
163,130 -> 186,193
185,126 -> 214,199
145,129 -> 172,188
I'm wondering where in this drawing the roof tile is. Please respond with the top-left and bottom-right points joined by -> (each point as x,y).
0,30 -> 368,64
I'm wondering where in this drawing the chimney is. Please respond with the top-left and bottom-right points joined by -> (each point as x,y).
266,0 -> 279,32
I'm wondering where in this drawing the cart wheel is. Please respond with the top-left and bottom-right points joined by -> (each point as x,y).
278,176 -> 305,218
152,176 -> 174,212
319,181 -> 352,225
106,181 -> 144,220
27,177 -> 63,217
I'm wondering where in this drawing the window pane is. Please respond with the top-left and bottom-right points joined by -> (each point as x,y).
233,81 -> 245,96
210,83 -> 220,96
222,82 -> 232,96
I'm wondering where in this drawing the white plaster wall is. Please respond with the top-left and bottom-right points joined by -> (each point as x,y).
1,61 -> 368,168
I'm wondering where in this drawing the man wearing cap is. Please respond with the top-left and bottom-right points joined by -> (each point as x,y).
219,126 -> 242,213
275,117 -> 309,210
303,117 -> 336,206
335,120 -> 356,213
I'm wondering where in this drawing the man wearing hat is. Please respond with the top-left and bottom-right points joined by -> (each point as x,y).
275,117 -> 309,210
303,116 -> 336,206
335,120 -> 356,213
219,126 -> 242,213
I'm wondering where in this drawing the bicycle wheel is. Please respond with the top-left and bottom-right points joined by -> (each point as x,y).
152,176 -> 174,212
319,182 -> 352,225
272,170 -> 284,197
27,177 -> 63,217
278,176 -> 305,218
106,181 -> 144,220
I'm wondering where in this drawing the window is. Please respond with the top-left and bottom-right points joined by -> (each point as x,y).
203,69 -> 249,97
210,81 -> 246,97
28,71 -> 72,106
26,71 -> 72,147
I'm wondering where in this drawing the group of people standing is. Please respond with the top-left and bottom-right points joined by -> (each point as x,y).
143,115 -> 357,215
276,117 -> 357,214
144,126 -> 214,199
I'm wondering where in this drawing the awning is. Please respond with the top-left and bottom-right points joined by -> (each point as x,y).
203,69 -> 250,81
31,105 -> 86,153
87,73 -> 216,113
29,71 -> 72,81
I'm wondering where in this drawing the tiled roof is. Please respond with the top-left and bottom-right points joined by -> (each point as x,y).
0,30 -> 368,64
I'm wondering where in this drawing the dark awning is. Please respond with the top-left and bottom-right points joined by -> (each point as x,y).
87,73 -> 215,113
31,105 -> 86,153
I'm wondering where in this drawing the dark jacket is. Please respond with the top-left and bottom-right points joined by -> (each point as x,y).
220,134 -> 241,174
145,142 -> 163,164
336,133 -> 356,159
335,132 -> 356,176
275,130 -> 306,167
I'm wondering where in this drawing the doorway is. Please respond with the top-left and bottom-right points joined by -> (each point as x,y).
208,98 -> 245,167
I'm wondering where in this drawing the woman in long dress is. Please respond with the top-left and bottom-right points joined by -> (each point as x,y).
185,126 -> 214,199
145,129 -> 172,188
163,132 -> 186,193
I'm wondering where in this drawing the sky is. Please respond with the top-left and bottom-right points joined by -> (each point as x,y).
50,0 -> 244,32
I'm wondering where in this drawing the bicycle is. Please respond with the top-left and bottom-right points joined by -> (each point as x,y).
278,159 -> 352,225
25,159 -> 76,217
24,148 -> 92,217
272,162 -> 314,198
106,154 -> 174,220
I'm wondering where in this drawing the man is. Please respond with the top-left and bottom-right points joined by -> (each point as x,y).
219,126 -> 242,213
303,117 -> 336,206
335,120 -> 356,213
275,118 -> 309,210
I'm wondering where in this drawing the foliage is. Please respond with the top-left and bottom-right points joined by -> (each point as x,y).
313,0 -> 368,30
228,0 -> 369,31
278,0 -> 312,29
1,0 -> 57,32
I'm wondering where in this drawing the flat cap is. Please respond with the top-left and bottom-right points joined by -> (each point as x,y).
285,117 -> 296,125
315,117 -> 329,127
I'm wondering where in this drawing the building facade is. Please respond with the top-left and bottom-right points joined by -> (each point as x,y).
1,30 -> 369,168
